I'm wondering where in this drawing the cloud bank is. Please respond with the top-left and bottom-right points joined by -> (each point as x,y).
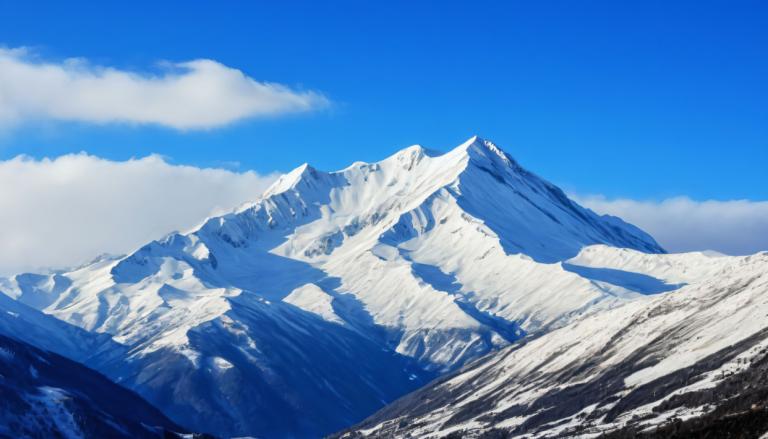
0,48 -> 328,130
577,195 -> 768,255
0,154 -> 278,274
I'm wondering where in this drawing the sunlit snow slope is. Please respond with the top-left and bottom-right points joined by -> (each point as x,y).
343,247 -> 768,438
0,136 -> 666,438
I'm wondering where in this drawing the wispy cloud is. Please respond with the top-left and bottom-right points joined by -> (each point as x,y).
0,47 -> 328,130
576,195 -> 768,255
0,153 -> 278,274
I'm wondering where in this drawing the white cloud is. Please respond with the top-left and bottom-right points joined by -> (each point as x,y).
576,195 -> 768,255
0,48 -> 328,130
0,153 -> 279,274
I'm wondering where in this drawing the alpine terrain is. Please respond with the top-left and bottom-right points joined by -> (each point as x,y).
4,136 -> 762,438
341,247 -> 768,438
0,291 -> 185,438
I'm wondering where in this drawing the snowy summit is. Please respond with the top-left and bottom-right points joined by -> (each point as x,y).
2,137 -> 764,438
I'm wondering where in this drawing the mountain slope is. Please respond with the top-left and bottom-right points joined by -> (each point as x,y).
0,136 -> 667,437
340,247 -> 768,438
0,282 -> 120,365
0,334 -> 185,439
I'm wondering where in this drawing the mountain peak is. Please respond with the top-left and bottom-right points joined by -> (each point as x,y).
386,144 -> 430,171
463,134 -> 483,145
456,135 -> 515,167
205,135 -> 661,264
263,162 -> 321,196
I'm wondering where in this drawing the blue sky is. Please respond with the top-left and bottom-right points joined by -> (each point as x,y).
1,0 -> 765,200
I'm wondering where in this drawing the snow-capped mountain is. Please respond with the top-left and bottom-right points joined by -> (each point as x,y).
342,246 -> 768,438
0,136 -> 668,438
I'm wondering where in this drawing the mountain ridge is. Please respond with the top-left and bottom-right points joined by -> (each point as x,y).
0,136 -> 671,437
340,247 -> 768,438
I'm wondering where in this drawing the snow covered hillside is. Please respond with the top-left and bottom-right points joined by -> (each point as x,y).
0,136 -> 669,437
341,246 -> 768,438
0,333 -> 184,438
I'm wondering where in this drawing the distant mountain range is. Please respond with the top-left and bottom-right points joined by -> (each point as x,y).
1,137 -> 765,438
